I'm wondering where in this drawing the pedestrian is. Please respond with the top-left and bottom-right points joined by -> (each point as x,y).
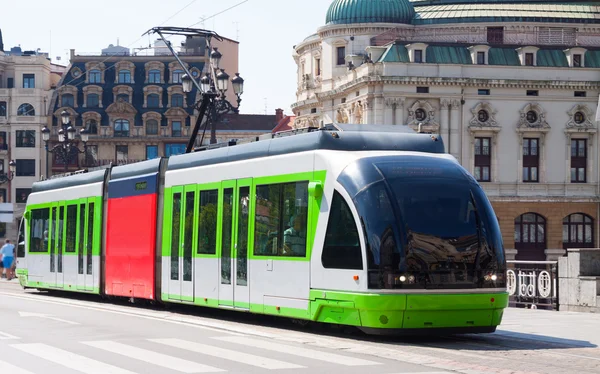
0,239 -> 15,281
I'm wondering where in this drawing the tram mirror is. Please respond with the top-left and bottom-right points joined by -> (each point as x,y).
23,211 -> 30,220
308,181 -> 323,198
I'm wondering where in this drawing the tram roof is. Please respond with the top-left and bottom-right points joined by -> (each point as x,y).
29,124 -> 445,193
31,168 -> 109,194
166,124 -> 446,172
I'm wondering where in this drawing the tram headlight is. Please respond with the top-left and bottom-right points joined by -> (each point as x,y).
408,275 -> 415,283
399,275 -> 406,282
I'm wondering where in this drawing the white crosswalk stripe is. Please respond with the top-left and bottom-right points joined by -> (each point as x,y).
0,359 -> 36,374
213,336 -> 383,366
0,331 -> 19,340
83,340 -> 225,373
150,338 -> 305,370
10,343 -> 139,374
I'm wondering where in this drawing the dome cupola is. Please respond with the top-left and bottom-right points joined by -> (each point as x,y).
325,0 -> 415,25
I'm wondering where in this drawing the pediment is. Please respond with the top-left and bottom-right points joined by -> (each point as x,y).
106,99 -> 137,115
164,107 -> 188,117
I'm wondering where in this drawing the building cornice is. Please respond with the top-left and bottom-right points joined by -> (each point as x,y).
293,74 -> 600,108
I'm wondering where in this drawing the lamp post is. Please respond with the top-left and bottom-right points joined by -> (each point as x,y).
0,160 -> 16,185
181,49 -> 244,146
41,110 -> 89,175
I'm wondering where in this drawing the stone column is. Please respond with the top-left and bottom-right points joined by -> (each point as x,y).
384,98 -> 395,125
365,98 -> 374,125
565,132 -> 572,183
450,99 -> 461,161
440,98 -> 450,153
396,98 -> 405,126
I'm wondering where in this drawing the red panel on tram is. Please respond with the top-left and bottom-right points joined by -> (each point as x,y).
104,174 -> 159,300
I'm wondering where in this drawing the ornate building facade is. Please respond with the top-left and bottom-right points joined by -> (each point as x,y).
0,33 -> 65,240
292,0 -> 600,261
49,37 -> 276,177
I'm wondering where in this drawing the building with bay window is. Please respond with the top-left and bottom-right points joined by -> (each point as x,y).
291,0 -> 600,261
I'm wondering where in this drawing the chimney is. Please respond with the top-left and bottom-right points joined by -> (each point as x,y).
275,108 -> 284,122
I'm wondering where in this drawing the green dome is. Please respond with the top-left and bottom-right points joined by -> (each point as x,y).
326,0 -> 415,25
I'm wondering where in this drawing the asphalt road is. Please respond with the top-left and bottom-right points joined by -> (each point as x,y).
1,279 -> 599,374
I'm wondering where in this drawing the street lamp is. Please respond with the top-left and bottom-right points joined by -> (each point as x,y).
181,64 -> 244,146
0,160 -> 16,185
41,110 -> 89,175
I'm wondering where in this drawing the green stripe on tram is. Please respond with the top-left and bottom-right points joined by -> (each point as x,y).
160,290 -> 509,330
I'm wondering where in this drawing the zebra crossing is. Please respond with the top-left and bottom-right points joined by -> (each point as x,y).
0,334 -> 453,374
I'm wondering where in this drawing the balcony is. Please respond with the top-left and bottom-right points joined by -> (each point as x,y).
483,182 -> 599,202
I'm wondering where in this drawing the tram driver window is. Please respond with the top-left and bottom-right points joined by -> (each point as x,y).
321,191 -> 362,270
254,181 -> 309,257
29,208 -> 50,253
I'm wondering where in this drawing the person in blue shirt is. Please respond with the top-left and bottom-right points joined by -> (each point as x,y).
1,239 -> 15,281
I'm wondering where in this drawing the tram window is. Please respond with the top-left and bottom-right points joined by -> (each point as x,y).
65,205 -> 77,253
28,208 -> 49,253
197,189 -> 218,254
221,188 -> 234,284
17,219 -> 25,257
183,191 -> 194,281
171,193 -> 181,281
57,206 -> 64,273
86,202 -> 94,275
322,191 -> 363,270
78,203 -> 85,274
254,181 -> 309,257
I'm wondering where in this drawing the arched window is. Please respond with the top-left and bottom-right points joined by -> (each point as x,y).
514,213 -> 546,261
171,94 -> 184,107
118,70 -> 131,83
89,69 -> 101,83
146,119 -> 158,135
563,213 -> 594,249
114,119 -> 129,137
87,94 -> 99,108
61,94 -> 74,107
17,103 -> 35,116
147,94 -> 160,108
86,119 -> 98,134
148,69 -> 161,83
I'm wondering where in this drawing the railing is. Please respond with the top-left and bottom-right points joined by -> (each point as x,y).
506,260 -> 559,310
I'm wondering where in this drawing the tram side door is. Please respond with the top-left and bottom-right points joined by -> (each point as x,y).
218,178 -> 251,310
168,186 -> 195,302
51,202 -> 65,288
76,198 -> 88,291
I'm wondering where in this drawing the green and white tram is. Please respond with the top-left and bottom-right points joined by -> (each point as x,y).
17,124 -> 508,334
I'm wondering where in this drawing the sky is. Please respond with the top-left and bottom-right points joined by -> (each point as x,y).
1,0 -> 332,116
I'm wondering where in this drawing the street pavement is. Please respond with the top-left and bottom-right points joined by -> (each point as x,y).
0,279 -> 599,374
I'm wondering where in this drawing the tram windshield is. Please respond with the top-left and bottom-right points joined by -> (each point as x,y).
338,155 -> 506,290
